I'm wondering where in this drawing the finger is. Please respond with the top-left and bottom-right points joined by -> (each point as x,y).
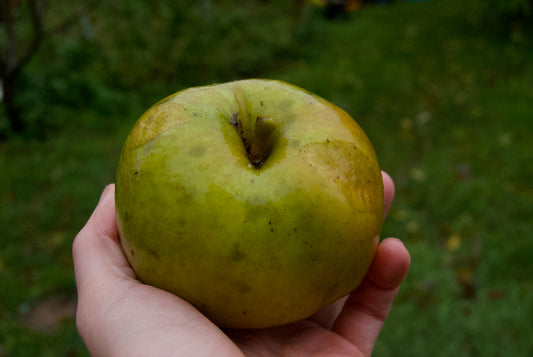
72,184 -> 135,297
332,238 -> 410,356
382,171 -> 395,218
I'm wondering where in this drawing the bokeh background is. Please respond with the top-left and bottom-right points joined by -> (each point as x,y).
1,0 -> 532,355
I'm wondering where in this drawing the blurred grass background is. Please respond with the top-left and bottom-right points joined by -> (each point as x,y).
1,0 -> 532,355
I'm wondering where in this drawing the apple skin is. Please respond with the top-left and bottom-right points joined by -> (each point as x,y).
115,79 -> 384,329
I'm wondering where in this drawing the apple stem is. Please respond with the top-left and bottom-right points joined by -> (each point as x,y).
231,113 -> 276,168
248,116 -> 276,167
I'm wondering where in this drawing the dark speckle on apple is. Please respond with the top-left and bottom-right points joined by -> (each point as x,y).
188,144 -> 206,157
146,248 -> 160,260
230,245 -> 246,262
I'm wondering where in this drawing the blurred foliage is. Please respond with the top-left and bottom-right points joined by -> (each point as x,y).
1,0 -> 533,356
2,0 -> 308,138
463,0 -> 533,33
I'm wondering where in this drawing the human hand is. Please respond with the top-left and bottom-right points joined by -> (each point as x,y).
73,172 -> 410,357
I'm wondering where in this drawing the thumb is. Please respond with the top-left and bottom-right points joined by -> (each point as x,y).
72,184 -> 135,297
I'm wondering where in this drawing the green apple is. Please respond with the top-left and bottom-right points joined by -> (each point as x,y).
115,79 -> 384,329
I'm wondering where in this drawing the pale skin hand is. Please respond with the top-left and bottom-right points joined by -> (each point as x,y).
73,171 -> 410,357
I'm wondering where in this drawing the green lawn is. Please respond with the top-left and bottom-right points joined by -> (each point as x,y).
1,0 -> 532,355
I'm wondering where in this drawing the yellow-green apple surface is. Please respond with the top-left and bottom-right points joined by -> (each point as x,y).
115,79 -> 384,329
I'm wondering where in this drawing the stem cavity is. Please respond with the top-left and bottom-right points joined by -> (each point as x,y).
231,113 -> 276,168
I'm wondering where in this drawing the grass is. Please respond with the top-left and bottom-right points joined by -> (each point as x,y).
1,0 -> 533,355
0,130 -> 121,356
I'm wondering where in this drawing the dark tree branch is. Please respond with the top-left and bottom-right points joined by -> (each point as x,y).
1,0 -> 100,135
1,0 -> 47,134
1,0 -> 18,76
6,0 -> 46,79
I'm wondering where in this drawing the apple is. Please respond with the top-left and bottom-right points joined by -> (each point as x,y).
115,79 -> 384,329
